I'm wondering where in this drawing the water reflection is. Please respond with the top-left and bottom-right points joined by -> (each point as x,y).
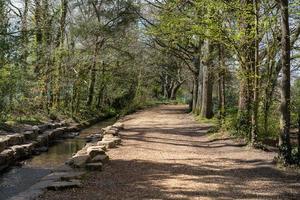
26,138 -> 86,169
0,118 -> 115,199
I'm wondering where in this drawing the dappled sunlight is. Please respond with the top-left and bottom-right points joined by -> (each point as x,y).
41,105 -> 300,200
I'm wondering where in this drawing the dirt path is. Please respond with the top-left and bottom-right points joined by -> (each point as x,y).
41,105 -> 300,200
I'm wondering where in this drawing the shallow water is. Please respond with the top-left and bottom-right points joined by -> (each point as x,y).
0,118 -> 115,200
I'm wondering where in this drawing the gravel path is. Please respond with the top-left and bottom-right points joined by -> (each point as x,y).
41,105 -> 300,200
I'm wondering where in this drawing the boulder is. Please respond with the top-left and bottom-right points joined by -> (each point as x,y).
103,129 -> 119,136
84,143 -> 107,151
112,122 -> 124,130
91,154 -> 109,164
23,131 -> 38,140
10,143 -> 34,159
0,136 -> 9,152
0,149 -> 14,167
37,124 -> 50,132
102,136 -> 121,145
86,146 -> 106,158
85,133 -> 102,142
65,125 -> 80,132
36,133 -> 49,147
7,134 -> 25,146
68,154 -> 91,168
101,126 -> 112,133
48,127 -> 66,139
32,125 -> 41,134
85,162 -> 103,171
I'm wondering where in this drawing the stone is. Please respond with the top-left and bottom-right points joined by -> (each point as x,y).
7,134 -> 25,146
86,146 -> 106,158
91,154 -> 109,164
102,136 -> 121,145
35,146 -> 48,152
47,127 -> 66,139
0,136 -> 9,152
37,124 -> 50,132
97,140 -> 116,148
36,134 -> 49,147
60,132 -> 79,139
0,149 -> 14,167
68,154 -> 91,168
65,125 -> 80,132
32,126 -> 40,134
23,131 -> 38,140
101,126 -> 112,133
10,143 -> 33,159
47,180 -> 81,191
85,163 -> 103,171
49,123 -> 59,129
42,172 -> 86,181
104,129 -> 119,136
84,143 -> 107,151
112,122 -> 124,130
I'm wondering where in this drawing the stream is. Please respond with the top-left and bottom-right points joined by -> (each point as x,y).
0,118 -> 115,200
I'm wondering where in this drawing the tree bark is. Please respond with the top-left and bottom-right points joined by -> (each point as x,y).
298,111 -> 300,158
218,45 -> 226,124
237,0 -> 256,136
201,42 -> 214,119
192,73 -> 199,112
87,38 -> 104,107
278,0 -> 292,162
251,0 -> 259,145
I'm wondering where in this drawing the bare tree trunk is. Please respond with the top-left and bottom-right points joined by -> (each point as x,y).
278,0 -> 292,163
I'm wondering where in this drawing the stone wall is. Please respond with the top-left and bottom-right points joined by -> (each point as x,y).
67,122 -> 124,171
0,121 -> 80,172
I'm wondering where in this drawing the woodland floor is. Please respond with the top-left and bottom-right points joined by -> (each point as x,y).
40,105 -> 300,200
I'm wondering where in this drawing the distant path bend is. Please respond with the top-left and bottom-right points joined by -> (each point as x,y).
42,105 -> 300,200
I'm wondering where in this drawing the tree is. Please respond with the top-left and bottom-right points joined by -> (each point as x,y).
278,0 -> 292,163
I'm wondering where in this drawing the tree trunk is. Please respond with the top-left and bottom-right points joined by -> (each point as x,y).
170,81 -> 184,100
298,111 -> 300,158
201,42 -> 214,119
21,0 -> 29,68
192,73 -> 199,112
195,62 -> 203,115
237,0 -> 256,136
218,45 -> 226,124
54,0 -> 68,108
34,0 -> 43,74
87,38 -> 103,107
278,0 -> 292,163
251,0 -> 259,145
